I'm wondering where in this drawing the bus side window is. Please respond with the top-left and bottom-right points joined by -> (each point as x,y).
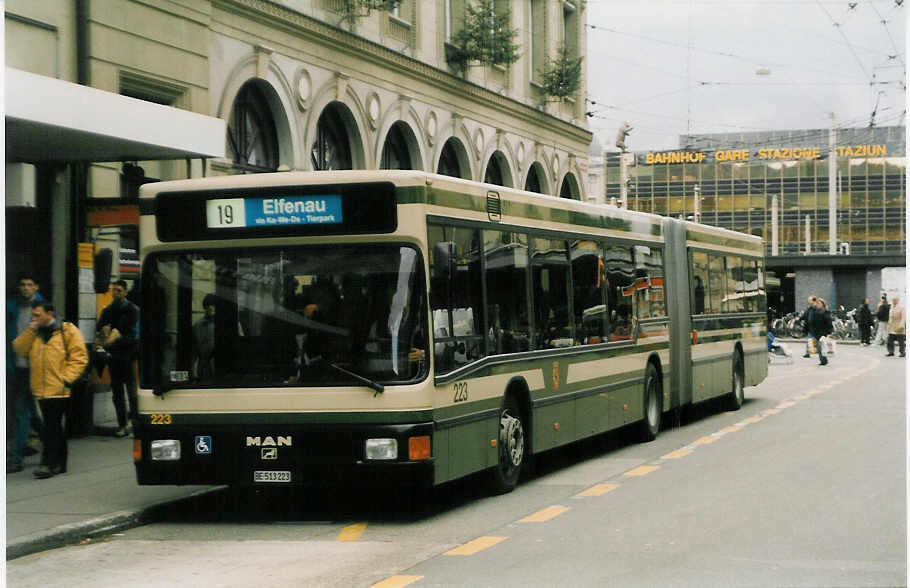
603,244 -> 635,341
633,245 -> 665,319
531,237 -> 571,349
429,224 -> 483,373
571,240 -> 607,344
725,255 -> 743,313
484,230 -> 530,354
691,251 -> 709,314
708,254 -> 726,313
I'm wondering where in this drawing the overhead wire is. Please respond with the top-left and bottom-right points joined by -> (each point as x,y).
814,0 -> 873,82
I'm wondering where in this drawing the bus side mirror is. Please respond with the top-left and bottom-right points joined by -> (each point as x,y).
93,248 -> 113,294
432,242 -> 456,283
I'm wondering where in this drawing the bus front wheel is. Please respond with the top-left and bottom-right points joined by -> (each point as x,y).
640,362 -> 662,441
491,395 -> 525,494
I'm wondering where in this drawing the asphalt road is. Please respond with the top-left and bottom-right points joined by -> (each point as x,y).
6,343 -> 906,587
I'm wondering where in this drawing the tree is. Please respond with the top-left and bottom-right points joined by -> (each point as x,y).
539,45 -> 583,101
447,0 -> 520,72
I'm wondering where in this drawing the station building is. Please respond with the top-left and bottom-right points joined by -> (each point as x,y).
605,126 -> 906,313
5,0 -> 591,427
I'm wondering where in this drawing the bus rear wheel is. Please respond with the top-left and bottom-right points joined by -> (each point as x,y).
640,363 -> 662,441
490,395 -> 525,494
728,353 -> 745,411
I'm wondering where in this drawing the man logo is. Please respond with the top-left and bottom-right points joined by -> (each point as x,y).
245,436 -> 292,447
261,447 -> 278,460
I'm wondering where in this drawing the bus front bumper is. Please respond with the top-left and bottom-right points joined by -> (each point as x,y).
133,421 -> 435,488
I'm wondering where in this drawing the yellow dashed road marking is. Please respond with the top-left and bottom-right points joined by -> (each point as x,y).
624,465 -> 660,477
742,415 -> 765,424
761,408 -> 781,416
519,505 -> 571,522
718,425 -> 740,434
444,536 -> 508,556
577,483 -> 620,497
337,522 -> 367,542
776,401 -> 796,408
662,448 -> 694,459
369,575 -> 424,588
691,435 -> 719,445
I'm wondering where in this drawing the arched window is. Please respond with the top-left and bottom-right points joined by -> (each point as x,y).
559,173 -> 580,200
437,138 -> 466,178
311,104 -> 352,171
227,82 -> 279,173
485,157 -> 504,186
525,163 -> 545,194
485,151 -> 514,187
380,122 -> 412,170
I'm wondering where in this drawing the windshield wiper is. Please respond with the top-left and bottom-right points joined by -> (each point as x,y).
329,363 -> 384,396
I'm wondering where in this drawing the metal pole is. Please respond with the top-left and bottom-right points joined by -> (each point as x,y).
771,194 -> 779,256
828,112 -> 837,254
693,184 -> 701,223
619,153 -> 628,208
805,214 -> 811,255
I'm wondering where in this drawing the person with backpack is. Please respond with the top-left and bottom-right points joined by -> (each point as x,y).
808,297 -> 833,366
97,280 -> 140,437
12,300 -> 88,478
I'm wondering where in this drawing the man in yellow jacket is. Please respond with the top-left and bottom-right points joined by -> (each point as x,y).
12,301 -> 88,478
886,296 -> 906,358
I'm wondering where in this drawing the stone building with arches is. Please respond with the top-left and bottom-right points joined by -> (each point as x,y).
207,0 -> 590,198
6,0 -> 592,318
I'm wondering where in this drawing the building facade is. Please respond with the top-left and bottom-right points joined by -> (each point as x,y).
6,0 -> 591,427
6,0 -> 591,307
605,126 -> 906,312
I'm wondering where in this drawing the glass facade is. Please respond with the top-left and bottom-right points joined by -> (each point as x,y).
606,126 -> 906,257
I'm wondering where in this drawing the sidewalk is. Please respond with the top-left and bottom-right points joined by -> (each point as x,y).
5,432 -> 217,560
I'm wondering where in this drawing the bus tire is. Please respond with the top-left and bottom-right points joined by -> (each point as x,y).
728,352 -> 745,411
640,362 -> 662,442
490,395 -> 525,494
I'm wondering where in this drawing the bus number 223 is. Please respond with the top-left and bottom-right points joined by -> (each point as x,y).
453,382 -> 469,403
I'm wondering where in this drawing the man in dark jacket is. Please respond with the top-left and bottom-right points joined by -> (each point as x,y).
874,295 -> 890,345
799,296 -> 818,358
856,298 -> 874,346
97,280 -> 139,437
808,298 -> 833,366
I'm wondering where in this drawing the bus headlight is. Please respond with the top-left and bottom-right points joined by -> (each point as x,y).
365,438 -> 398,460
150,440 -> 181,461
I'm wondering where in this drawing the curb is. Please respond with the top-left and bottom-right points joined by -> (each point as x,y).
6,487 -> 222,561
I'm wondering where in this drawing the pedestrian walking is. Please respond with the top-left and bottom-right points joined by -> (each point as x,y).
6,273 -> 44,473
12,301 -> 88,478
874,294 -> 890,345
856,298 -> 874,346
97,280 -> 140,437
808,297 -> 833,366
800,296 -> 818,358
885,296 -> 905,357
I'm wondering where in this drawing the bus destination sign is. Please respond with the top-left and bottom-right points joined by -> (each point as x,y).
206,195 -> 343,229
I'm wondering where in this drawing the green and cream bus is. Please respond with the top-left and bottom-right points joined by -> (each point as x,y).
133,171 -> 767,492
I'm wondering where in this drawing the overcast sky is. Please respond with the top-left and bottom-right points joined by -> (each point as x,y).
584,0 -> 906,152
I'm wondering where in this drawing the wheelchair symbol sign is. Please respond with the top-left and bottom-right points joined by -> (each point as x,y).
195,435 -> 212,454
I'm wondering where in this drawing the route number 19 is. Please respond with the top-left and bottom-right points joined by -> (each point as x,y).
206,198 -> 246,228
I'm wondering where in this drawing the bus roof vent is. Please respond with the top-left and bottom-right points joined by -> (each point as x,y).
486,191 -> 502,223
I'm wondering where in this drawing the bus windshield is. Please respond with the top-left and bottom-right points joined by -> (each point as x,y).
142,244 -> 427,390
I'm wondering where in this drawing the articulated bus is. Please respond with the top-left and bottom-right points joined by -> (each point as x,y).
134,171 -> 767,493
